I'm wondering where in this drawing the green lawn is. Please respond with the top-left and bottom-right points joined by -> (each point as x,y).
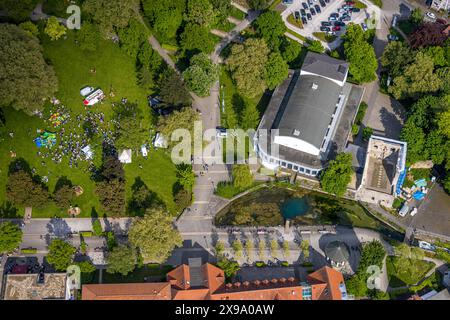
313,32 -> 337,43
387,256 -> 435,287
229,6 -> 247,21
286,29 -> 307,42
0,31 -> 179,217
287,14 -> 303,29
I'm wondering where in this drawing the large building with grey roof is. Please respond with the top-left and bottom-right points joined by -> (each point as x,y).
254,52 -> 363,177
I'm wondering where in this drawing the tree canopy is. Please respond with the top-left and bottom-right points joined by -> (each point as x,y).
184,0 -> 217,27
183,53 -> 219,97
46,239 -> 76,271
142,0 -> 184,42
265,51 -> 289,90
232,164 -> 253,190
157,107 -> 200,148
83,0 -> 139,37
180,23 -> 216,54
45,16 -> 66,41
254,11 -> 286,50
0,222 -> 23,253
320,153 -> 353,197
7,169 -> 50,208
343,24 -> 377,83
0,24 -> 58,114
106,244 -> 137,276
0,0 -> 39,23
227,38 -> 270,98
128,208 -> 183,263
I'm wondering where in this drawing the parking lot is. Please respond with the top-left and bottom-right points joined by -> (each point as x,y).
282,0 -> 375,46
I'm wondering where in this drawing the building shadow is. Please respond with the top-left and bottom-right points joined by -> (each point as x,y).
165,240 -> 216,266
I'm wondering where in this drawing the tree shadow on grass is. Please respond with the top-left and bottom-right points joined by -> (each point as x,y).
127,177 -> 165,217
0,201 -> 20,218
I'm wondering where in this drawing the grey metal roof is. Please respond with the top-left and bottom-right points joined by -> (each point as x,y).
325,241 -> 350,263
273,74 -> 342,149
301,52 -> 349,83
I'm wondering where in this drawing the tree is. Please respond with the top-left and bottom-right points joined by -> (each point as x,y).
211,0 -> 232,23
45,16 -> 66,41
92,219 -> 103,236
0,0 -> 39,23
307,40 -> 325,53
113,102 -> 150,150
158,69 -> 192,107
18,21 -> 38,37
300,240 -> 310,260
408,22 -> 448,49
389,52 -> 442,99
423,46 -> 449,67
410,8 -> 423,25
270,239 -> 279,258
117,19 -> 147,58
232,239 -> 243,259
437,109 -> 450,139
128,208 -> 183,263
7,169 -> 50,208
401,119 -> 427,164
232,164 -> 253,190
283,241 -> 290,258
0,222 -> 22,253
75,260 -> 96,283
157,107 -> 200,148
265,51 -> 289,90
184,0 -> 217,27
183,53 -> 219,97
217,259 -> 240,279
75,22 -> 100,52
176,164 -> 195,191
258,240 -> 266,260
425,130 -> 448,165
241,101 -> 260,130
281,38 -> 302,63
381,41 -> 414,78
248,0 -> 270,10
227,38 -> 270,98
137,41 -> 164,91
362,127 -> 374,141
82,0 -> 139,37
180,23 -> 216,54
53,184 -> 74,209
245,240 -> 254,260
46,239 -> 76,271
107,245 -> 137,276
0,24 -> 58,114
254,10 -> 286,50
215,240 -> 225,256
142,0 -> 184,42
343,24 -> 377,83
96,179 -> 126,217
320,152 -> 353,197
174,188 -> 192,212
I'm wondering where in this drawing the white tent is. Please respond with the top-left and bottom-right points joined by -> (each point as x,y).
118,149 -> 132,164
81,145 -> 93,160
153,133 -> 168,149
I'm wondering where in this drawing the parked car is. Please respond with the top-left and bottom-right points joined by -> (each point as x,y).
302,2 -> 309,9
361,22 -> 368,31
334,21 -> 346,26
216,126 -> 228,138
294,11 -> 300,19
320,26 -> 331,32
300,8 -> 306,16
340,15 -> 351,22
345,1 -> 355,5
388,34 -> 399,41
310,7 -> 316,15
302,16 -> 308,24
152,106 -> 175,117
329,16 -> 337,21
147,95 -> 161,107
332,26 -> 341,31
352,7 -> 360,12
308,0 -> 314,6
282,0 -> 294,4
330,12 -> 339,18
426,11 -> 436,20
319,0 -> 326,7
321,21 -> 331,26
314,4 -> 321,13
324,0 -> 330,3
391,14 -> 398,27
307,13 -> 312,20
